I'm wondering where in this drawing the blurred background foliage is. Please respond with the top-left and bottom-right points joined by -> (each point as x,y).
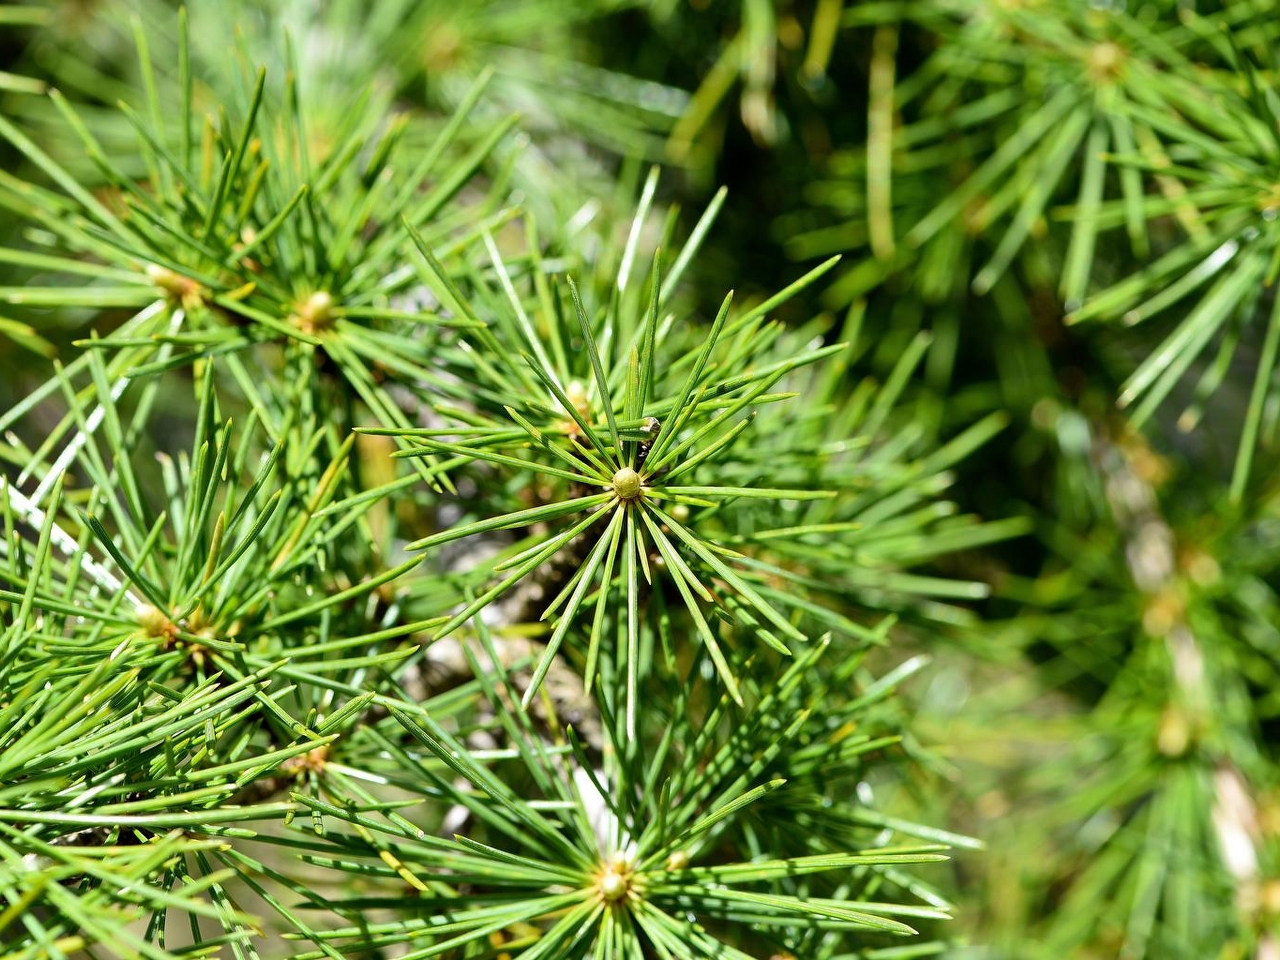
5,0 -> 1280,957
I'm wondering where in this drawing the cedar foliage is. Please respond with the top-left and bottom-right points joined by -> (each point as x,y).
1,2 -> 1277,959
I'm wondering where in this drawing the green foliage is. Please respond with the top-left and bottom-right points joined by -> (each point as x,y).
0,7 -> 983,958
270,639 -> 952,959
8,1 -> 1280,958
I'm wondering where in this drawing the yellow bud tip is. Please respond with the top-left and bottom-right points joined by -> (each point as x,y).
612,466 -> 642,501
599,867 -> 628,902
135,603 -> 174,638
291,291 -> 334,334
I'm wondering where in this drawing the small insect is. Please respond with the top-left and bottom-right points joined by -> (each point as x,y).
635,416 -> 661,471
